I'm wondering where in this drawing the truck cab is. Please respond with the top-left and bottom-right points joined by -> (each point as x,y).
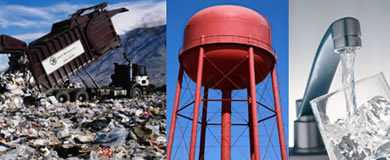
132,64 -> 149,87
110,63 -> 150,97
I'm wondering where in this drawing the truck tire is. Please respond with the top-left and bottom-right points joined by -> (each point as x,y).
74,90 -> 89,102
56,91 -> 70,103
130,87 -> 142,98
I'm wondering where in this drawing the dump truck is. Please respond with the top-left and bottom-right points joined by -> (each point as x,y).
0,2 -> 151,103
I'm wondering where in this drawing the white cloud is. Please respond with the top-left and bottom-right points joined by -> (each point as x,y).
5,5 -> 52,19
14,32 -> 47,41
0,56 -> 9,72
109,0 -> 166,34
0,4 -> 69,29
47,3 -> 90,14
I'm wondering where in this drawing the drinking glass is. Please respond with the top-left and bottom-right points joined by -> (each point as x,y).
310,73 -> 390,160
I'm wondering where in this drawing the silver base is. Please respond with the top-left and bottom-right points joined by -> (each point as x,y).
289,148 -> 329,160
289,154 -> 329,160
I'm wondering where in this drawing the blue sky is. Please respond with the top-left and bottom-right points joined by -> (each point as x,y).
0,0 -> 165,71
167,0 -> 288,159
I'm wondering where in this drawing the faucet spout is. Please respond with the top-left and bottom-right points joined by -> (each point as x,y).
297,17 -> 361,117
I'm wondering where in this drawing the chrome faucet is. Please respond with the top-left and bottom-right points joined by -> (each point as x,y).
290,17 -> 361,159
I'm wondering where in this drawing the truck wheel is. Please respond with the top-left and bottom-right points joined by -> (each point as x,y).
75,90 -> 89,102
56,91 -> 70,103
131,87 -> 142,98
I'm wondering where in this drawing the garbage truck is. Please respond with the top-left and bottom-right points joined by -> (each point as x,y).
0,2 -> 151,103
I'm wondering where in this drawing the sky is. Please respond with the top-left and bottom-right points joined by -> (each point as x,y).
167,0 -> 288,159
0,0 -> 166,71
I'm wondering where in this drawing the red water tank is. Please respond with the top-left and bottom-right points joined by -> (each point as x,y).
168,5 -> 287,160
179,5 -> 276,90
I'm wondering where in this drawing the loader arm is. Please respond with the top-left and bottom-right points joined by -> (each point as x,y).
72,2 -> 108,17
0,35 -> 27,54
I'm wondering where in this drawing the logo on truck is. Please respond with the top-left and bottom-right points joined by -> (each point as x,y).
41,40 -> 85,75
49,57 -> 57,66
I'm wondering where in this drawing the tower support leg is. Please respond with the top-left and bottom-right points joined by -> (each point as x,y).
167,66 -> 184,160
221,89 -> 232,160
248,47 -> 261,160
189,47 -> 205,160
271,68 -> 287,160
247,88 -> 255,159
199,88 -> 209,160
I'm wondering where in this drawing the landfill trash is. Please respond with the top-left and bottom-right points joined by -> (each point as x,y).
0,71 -> 166,159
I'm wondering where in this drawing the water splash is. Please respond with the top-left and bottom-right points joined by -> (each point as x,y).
324,96 -> 390,160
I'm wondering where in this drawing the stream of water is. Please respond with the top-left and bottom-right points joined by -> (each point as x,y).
339,47 -> 358,116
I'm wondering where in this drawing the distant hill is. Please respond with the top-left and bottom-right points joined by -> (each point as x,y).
72,25 -> 166,87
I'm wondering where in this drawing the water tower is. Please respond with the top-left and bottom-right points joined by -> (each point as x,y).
167,5 -> 287,160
